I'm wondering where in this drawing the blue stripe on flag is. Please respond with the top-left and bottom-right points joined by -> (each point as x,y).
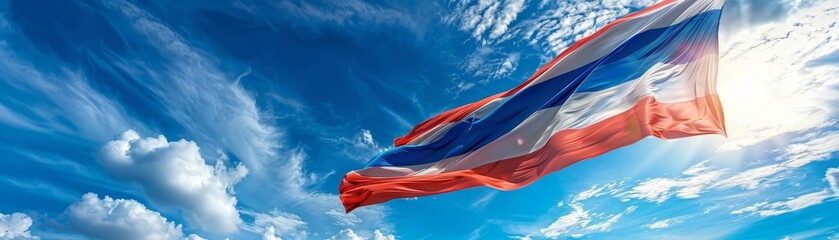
366,9 -> 721,168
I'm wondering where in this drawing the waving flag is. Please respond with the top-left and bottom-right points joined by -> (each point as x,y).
340,0 -> 726,212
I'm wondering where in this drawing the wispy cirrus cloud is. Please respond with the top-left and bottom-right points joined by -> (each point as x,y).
448,0 -> 527,43
714,132 -> 839,190
517,0 -> 655,54
621,161 -> 727,203
329,129 -> 387,163
730,165 -> 839,217
0,39 -> 138,141
1,0 -> 396,237
731,189 -> 835,218
240,209 -> 308,240
525,127 -> 839,238
103,0 -> 280,173
644,217 -> 684,230
539,202 -> 637,239
274,0 -> 428,38
94,1 -> 395,237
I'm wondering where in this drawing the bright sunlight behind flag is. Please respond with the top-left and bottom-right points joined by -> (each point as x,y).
340,0 -> 726,212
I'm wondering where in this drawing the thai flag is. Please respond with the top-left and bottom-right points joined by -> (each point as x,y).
340,0 -> 726,212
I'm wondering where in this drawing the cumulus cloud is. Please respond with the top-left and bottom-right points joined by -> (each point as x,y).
262,226 -> 280,240
98,130 -> 248,233
67,193 -> 203,240
372,230 -> 396,240
326,229 -> 395,240
241,209 -> 308,240
96,3 -> 392,235
717,0 -> 839,150
622,161 -> 727,203
328,229 -> 364,240
0,212 -> 37,240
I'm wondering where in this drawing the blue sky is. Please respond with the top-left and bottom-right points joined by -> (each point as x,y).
0,0 -> 838,239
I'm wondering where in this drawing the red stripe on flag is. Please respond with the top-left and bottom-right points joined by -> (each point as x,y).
343,93 -> 725,212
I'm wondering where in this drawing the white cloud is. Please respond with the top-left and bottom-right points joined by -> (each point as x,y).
185,235 -> 206,240
540,203 -> 635,239
712,164 -> 785,190
67,193 -> 201,240
489,0 -> 526,39
717,0 -> 839,150
0,212 -> 37,240
492,53 -> 521,79
622,161 -> 727,203
275,0 -> 425,38
373,230 -> 396,240
731,190 -> 833,217
620,131 -> 838,204
333,129 -> 386,163
104,0 -> 280,175
471,191 -> 498,210
516,0 -> 656,53
573,181 -> 623,202
262,226 -> 280,240
450,0 -> 527,42
540,203 -> 591,238
0,38 -> 137,141
827,168 -> 839,194
450,47 -> 521,96
584,206 -> 636,232
715,132 -> 839,190
645,218 -> 683,230
241,209 -> 308,240
326,229 -> 394,240
326,209 -> 362,227
731,167 -> 839,217
98,130 -> 247,233
2,0 -> 393,237
460,47 -> 522,80
328,229 -> 364,240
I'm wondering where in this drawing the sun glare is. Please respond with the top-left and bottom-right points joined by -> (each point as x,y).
716,12 -> 838,152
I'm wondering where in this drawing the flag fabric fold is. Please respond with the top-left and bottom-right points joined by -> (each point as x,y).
340,0 -> 726,213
